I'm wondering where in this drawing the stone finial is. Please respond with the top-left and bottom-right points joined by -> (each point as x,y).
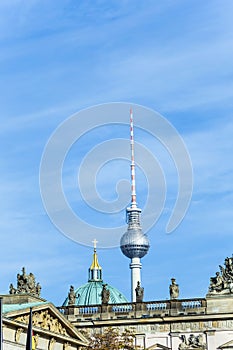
169,278 -> 179,299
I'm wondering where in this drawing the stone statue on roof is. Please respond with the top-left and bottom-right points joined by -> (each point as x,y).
36,282 -> 41,297
169,278 -> 179,299
68,285 -> 76,305
135,281 -> 144,302
9,267 -> 41,297
208,256 -> 233,295
101,284 -> 110,305
9,283 -> 17,294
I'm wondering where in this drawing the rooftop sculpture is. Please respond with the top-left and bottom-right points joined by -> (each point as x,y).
169,278 -> 179,299
9,267 -> 41,297
208,256 -> 233,295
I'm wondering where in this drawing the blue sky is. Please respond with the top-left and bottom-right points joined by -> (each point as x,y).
1,0 -> 233,305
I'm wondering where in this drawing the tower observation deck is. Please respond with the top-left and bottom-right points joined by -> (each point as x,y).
120,109 -> 150,302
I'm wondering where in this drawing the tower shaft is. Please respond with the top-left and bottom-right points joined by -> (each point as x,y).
130,257 -> 142,302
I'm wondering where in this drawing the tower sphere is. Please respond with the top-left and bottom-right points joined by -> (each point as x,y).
120,227 -> 150,259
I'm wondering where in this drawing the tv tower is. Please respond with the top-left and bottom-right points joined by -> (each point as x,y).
120,109 -> 150,302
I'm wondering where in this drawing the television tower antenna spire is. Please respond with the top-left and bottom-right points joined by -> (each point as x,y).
130,108 -> 137,209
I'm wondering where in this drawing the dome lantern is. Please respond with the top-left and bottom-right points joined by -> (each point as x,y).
88,239 -> 102,281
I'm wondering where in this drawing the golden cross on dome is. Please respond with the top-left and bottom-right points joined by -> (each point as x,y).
92,238 -> 98,250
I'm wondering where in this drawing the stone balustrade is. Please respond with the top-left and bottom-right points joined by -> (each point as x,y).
58,298 -> 207,322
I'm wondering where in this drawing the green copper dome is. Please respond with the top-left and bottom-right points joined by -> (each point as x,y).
63,243 -> 128,306
62,281 -> 127,306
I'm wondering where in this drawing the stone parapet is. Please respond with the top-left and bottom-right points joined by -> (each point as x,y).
58,297 -> 207,323
0,294 -> 46,305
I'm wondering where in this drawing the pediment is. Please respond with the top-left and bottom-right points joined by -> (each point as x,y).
177,348 -> 205,350
4,302 -> 87,345
146,343 -> 171,350
218,339 -> 233,349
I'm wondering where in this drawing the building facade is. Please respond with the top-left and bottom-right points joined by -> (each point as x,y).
59,254 -> 233,350
1,268 -> 88,350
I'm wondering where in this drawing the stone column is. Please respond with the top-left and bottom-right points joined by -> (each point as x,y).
205,330 -> 216,350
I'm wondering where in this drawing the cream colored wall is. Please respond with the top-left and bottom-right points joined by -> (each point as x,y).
87,319 -> 233,350
2,324 -> 80,350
